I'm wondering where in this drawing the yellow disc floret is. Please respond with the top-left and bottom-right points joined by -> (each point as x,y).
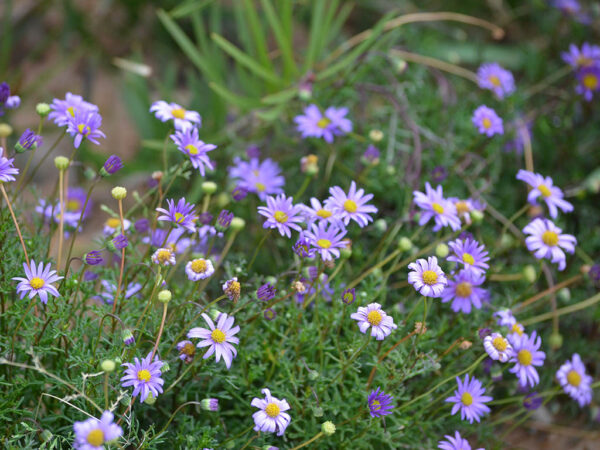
542,231 -> 558,247
461,392 -> 473,406
455,282 -> 472,298
567,370 -> 582,387
517,349 -> 532,366
492,336 -> 507,352
211,329 -> 226,344
343,199 -> 358,213
265,402 -> 280,418
30,277 -> 45,290
274,211 -> 288,223
191,259 -> 207,273
432,202 -> 444,214
86,429 -> 104,446
317,239 -> 332,249
422,270 -> 438,285
137,369 -> 151,382
367,310 -> 383,326
171,108 -> 186,119
462,253 -> 475,265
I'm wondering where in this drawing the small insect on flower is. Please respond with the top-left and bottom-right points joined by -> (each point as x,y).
49,92 -> 99,127
484,332 -> 514,363
257,194 -> 304,238
66,110 -> 106,148
156,197 -> 198,232
367,387 -> 394,418
350,303 -> 397,340
0,155 -> 19,182
73,410 -> 123,450
152,248 -> 176,266
445,374 -> 492,423
516,170 -> 573,218
303,222 -> 348,261
408,256 -> 447,298
121,352 -> 164,403
413,183 -> 461,231
441,268 -> 487,314
325,181 -> 377,228
477,62 -> 515,99
13,260 -> 63,305
188,312 -> 240,369
251,388 -> 291,436
556,353 -> 593,407
509,331 -> 546,388
229,157 -> 285,201
472,105 -> 503,137
294,104 -> 352,143
523,218 -> 576,271
185,258 -> 214,281
447,237 -> 490,277
170,127 -> 216,175
438,431 -> 473,450
223,277 -> 241,301
150,100 -> 201,131
177,340 -> 196,364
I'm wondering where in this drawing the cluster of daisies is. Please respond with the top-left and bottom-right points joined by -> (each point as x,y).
562,42 -> 600,101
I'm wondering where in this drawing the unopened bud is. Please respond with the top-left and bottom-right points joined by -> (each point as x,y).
202,181 -> 217,194
321,421 -> 336,436
435,243 -> 449,258
158,289 -> 172,304
111,186 -> 127,200
459,340 -> 472,350
54,156 -> 69,170
144,392 -> 156,405
470,209 -> 484,223
101,359 -> 116,372
398,237 -> 412,251
522,265 -> 536,283
36,102 -> 51,117
549,332 -> 563,350
230,217 -> 245,231
369,129 -> 384,142
0,123 -> 13,138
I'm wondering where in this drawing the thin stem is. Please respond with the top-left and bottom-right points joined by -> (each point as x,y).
150,302 -> 169,359
111,199 -> 127,320
56,169 -> 66,271
17,130 -> 66,195
247,230 -> 271,273
104,373 -> 110,410
294,175 -> 312,200
522,291 -> 600,326
0,184 -> 30,266
64,178 -> 98,274
291,432 -> 324,450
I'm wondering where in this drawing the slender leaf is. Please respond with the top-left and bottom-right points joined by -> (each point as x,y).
261,87 -> 298,105
169,0 -> 214,19
241,0 -> 273,72
259,0 -> 297,79
208,82 -> 261,109
303,0 -> 328,72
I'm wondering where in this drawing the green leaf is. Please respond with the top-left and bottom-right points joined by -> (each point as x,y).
211,32 -> 281,85
241,0 -> 273,72
261,87 -> 298,105
169,0 -> 214,19
259,0 -> 297,79
208,81 -> 261,109
255,104 -> 287,122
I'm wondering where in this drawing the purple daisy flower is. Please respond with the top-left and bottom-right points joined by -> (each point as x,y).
509,331 -> 546,388
251,388 -> 291,436
472,105 -> 503,137
516,170 -> 573,218
151,248 -> 176,266
408,256 -> 447,298
13,260 -> 63,305
0,82 -> 9,104
49,92 -> 99,127
73,410 -> 123,450
562,43 -> 600,69
477,62 -> 515,99
523,218 -> 576,271
449,197 -> 485,224
413,183 -> 461,231
292,235 -> 314,258
177,340 -> 196,364
341,287 -> 356,305
294,104 -> 352,143
447,237 -> 490,277
441,269 -> 487,313
483,332 -> 514,363
66,110 -> 106,148
15,129 -> 43,153
156,198 -> 198,232
121,352 -> 164,403
150,100 -> 201,131
575,65 -> 600,101
257,283 -> 277,302
228,157 -> 285,201
187,313 -> 240,369
100,155 -> 123,177
98,280 -> 142,304
185,258 -> 215,281
367,387 -> 394,418
0,155 -> 19,182
350,303 -> 397,340
223,277 -> 241,301
300,197 -> 342,227
325,181 -> 377,228
438,431 -> 472,450
170,127 -> 216,176
494,309 -> 516,327
556,353 -> 593,407
257,194 -> 303,238
303,222 -> 347,261
445,374 -> 492,423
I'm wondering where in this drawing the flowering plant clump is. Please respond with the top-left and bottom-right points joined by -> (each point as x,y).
1,3 -> 599,449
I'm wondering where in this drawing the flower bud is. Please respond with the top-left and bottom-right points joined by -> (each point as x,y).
84,250 -> 103,266
54,156 -> 69,170
321,421 -> 336,436
36,102 -> 51,117
216,210 -> 234,231
435,243 -> 449,258
107,234 -> 128,252
522,265 -> 536,283
232,185 -> 248,201
111,186 -> 127,200
341,288 -> 355,305
263,308 -> 276,321
161,361 -> 170,373
201,398 -> 219,411
101,359 -> 116,372
122,329 -> 135,346
100,155 -> 123,177
15,129 -> 42,153
398,237 -> 412,251
40,430 -> 53,442
374,219 -> 387,233
470,209 -> 484,223
313,406 -> 324,417
202,181 -> 217,194
230,217 -> 246,231
0,123 -> 13,138
557,287 -> 571,302
369,129 -> 384,142
134,218 -> 150,233
459,340 -> 472,350
158,289 -> 172,304
144,392 -> 156,405
549,332 -> 563,350
209,308 -> 222,322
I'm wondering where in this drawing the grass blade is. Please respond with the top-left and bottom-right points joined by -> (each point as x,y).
259,0 -> 297,79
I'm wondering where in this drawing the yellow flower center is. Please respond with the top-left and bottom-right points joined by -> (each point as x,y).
182,343 -> 195,356
488,75 -> 501,87
66,199 -> 81,211
157,249 -> 172,263
455,201 -> 469,215
274,211 -> 288,223
576,56 -> 592,67
517,349 -> 532,366
583,74 -> 599,90
211,328 -> 226,343
174,212 -> 185,223
316,117 -> 331,129
67,106 -> 76,117
542,231 -> 558,247
511,323 -> 524,336
171,108 -> 186,119
371,400 -> 381,410
316,209 -> 332,218
30,277 -> 45,290
455,282 -> 472,298
343,199 -> 358,213
191,259 -> 207,273
185,144 -> 199,155
567,370 -> 582,387
226,281 -> 241,297
106,217 -> 121,228
432,202 -> 444,214
137,369 -> 151,382
482,117 -> 492,129
255,182 -> 266,192
265,402 -> 280,418
367,310 -> 383,326
77,124 -> 91,136
317,239 -> 332,249
86,429 -> 104,446
492,336 -> 508,351
462,253 -> 475,265
538,184 -> 551,197
461,392 -> 474,406
422,270 -> 438,285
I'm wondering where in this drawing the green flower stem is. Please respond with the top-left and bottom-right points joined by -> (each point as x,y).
332,334 -> 371,384
111,199 -> 127,323
0,184 -> 30,267
293,174 -> 312,199
247,229 -> 271,273
522,291 -> 600,326
150,302 -> 169,359
56,168 -> 66,271
291,431 -> 324,450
